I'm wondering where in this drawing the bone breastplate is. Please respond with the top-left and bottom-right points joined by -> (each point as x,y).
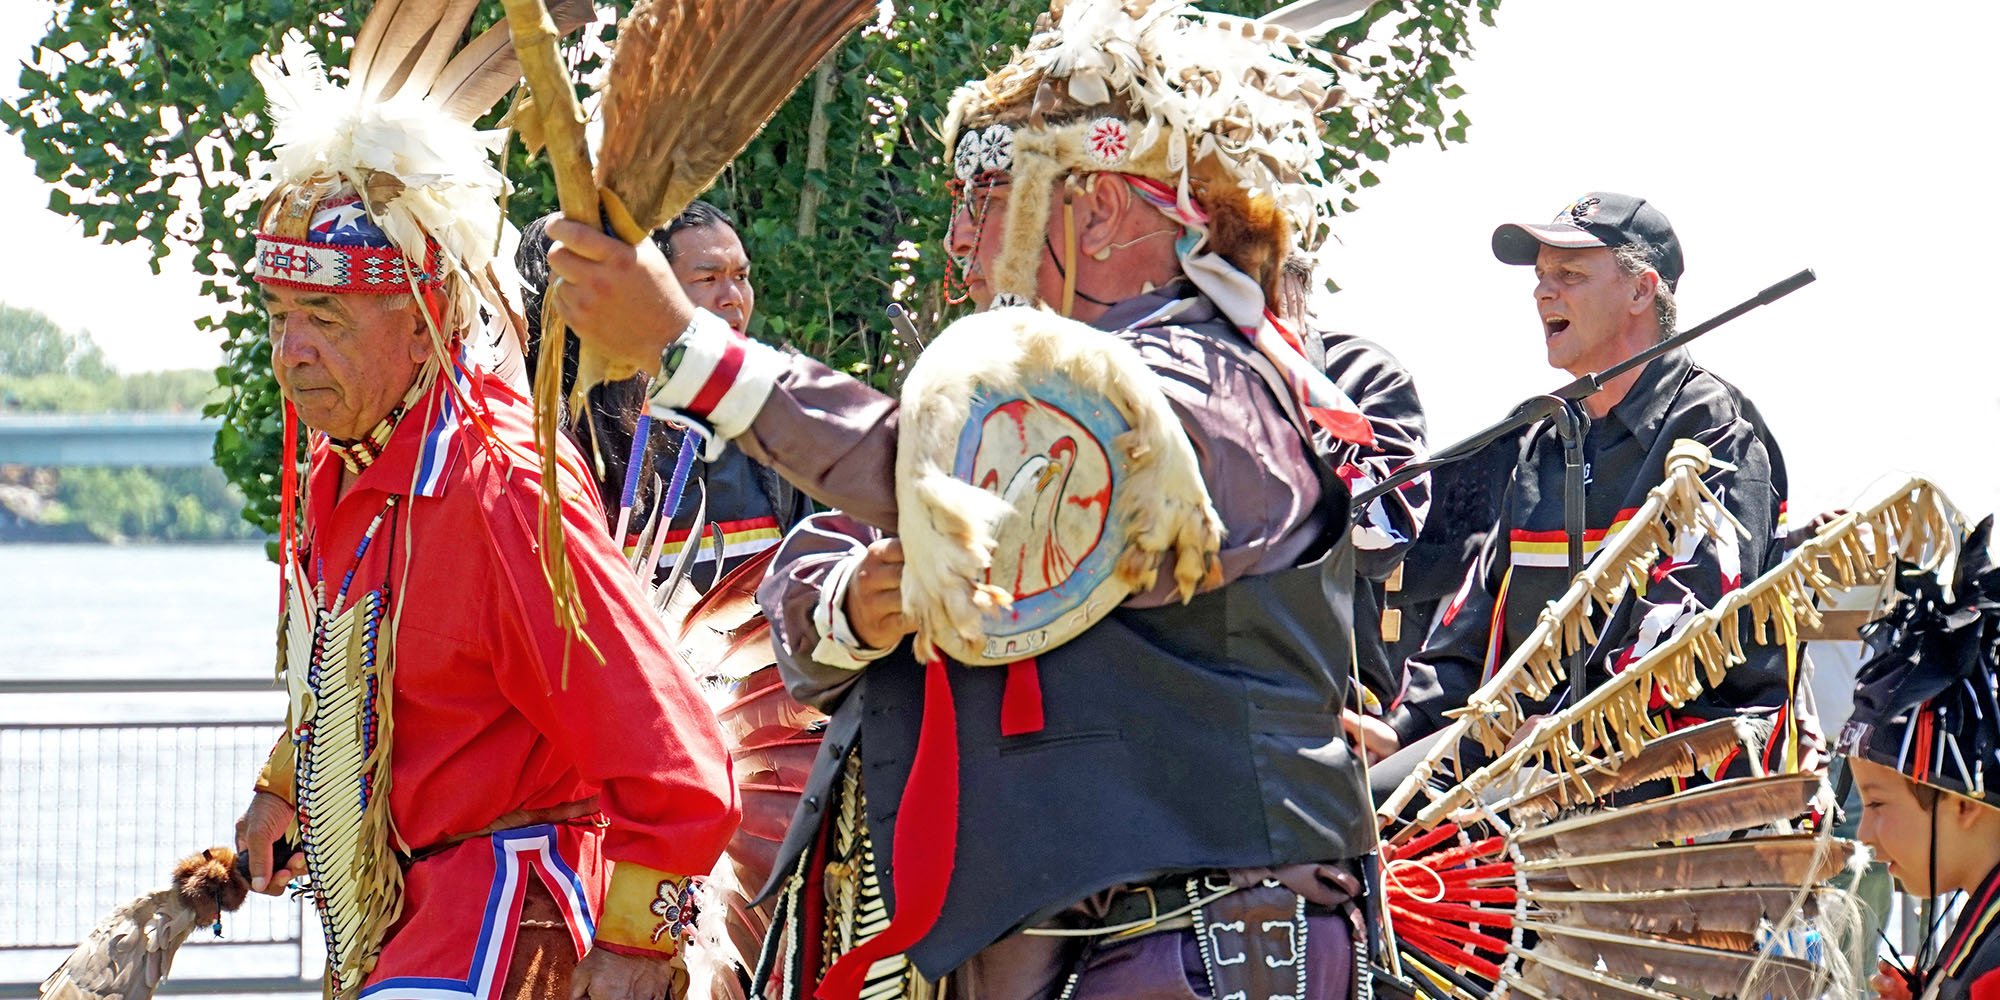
282,558 -> 402,998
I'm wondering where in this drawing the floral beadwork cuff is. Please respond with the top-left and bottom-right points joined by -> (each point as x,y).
595,861 -> 699,956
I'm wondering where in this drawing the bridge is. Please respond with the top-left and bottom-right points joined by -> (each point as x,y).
0,412 -> 218,467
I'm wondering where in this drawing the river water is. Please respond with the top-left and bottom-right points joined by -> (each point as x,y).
0,543 -> 316,988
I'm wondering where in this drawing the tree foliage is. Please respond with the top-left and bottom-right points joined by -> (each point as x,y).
2,0 -> 1499,537
0,301 -> 110,377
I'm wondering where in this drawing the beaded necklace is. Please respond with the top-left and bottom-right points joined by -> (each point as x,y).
325,378 -> 430,475
326,407 -> 404,475
315,496 -> 401,612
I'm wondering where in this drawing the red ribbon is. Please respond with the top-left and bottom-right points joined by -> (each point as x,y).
1000,658 -> 1045,736
816,656 -> 960,1000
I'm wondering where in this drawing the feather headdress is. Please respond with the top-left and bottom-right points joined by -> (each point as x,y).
251,0 -> 591,345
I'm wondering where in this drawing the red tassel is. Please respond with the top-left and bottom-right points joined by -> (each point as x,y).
277,400 -> 301,616
816,656 -> 959,1000
1000,658 -> 1045,736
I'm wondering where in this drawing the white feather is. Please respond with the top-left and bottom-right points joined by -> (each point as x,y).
253,27 -> 510,329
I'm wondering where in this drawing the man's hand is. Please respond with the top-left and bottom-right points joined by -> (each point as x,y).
571,946 -> 688,1000
545,219 -> 696,373
845,538 -> 914,650
1341,710 -> 1401,764
1870,959 -> 1914,1000
1783,508 -> 1848,551
234,790 -> 305,895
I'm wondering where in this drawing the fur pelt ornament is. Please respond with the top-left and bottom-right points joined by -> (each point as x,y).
42,848 -> 251,1000
895,306 -> 1221,665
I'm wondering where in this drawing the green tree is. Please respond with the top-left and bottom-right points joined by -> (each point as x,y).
3,0 -> 1497,540
0,301 -> 110,377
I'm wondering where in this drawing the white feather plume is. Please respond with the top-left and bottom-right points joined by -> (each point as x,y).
252,28 -> 511,330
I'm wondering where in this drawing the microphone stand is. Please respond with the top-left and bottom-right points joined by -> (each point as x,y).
1348,268 -> 1815,699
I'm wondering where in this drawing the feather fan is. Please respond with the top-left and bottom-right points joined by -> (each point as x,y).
500,0 -> 877,669
42,849 -> 251,1000
1524,921 -> 1823,1000
1512,771 -> 1822,859
1521,834 -> 1858,893
594,0 -> 879,231
551,0 -> 880,397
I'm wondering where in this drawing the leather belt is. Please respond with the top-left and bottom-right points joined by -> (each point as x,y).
1100,877 -> 1201,931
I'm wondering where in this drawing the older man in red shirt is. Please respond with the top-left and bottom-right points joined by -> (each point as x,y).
227,21 -> 736,1000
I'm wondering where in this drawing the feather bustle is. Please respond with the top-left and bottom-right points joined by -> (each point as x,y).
1530,886 -> 1825,941
1526,921 -> 1823,999
1504,716 -> 1769,824
1513,772 -> 1821,859
1522,834 -> 1858,893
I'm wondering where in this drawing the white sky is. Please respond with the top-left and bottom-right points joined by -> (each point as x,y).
1,0 -> 1995,520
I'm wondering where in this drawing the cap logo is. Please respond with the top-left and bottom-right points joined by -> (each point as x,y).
1556,195 -> 1601,226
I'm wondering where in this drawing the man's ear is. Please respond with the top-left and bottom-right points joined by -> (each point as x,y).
1950,794 -> 1993,832
403,302 -> 434,364
1070,173 -> 1128,260
1628,268 -> 1660,316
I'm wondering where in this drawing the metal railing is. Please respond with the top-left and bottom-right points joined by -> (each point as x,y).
0,679 -> 318,997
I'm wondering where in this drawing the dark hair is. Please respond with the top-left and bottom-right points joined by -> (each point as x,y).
654,200 -> 738,261
515,199 -> 743,379
512,200 -> 743,525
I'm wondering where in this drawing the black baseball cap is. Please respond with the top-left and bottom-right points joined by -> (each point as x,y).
1492,192 -> 1685,291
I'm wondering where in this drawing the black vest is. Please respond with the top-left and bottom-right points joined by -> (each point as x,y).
761,529 -> 1373,978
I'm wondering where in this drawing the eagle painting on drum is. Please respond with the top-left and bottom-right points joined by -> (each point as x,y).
952,372 -> 1135,661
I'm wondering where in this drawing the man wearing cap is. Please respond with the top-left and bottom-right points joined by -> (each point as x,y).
228,19 -> 737,1000
1382,192 -> 1798,761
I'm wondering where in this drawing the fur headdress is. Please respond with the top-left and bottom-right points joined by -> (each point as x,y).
939,0 -> 1374,447
941,0 -> 1345,303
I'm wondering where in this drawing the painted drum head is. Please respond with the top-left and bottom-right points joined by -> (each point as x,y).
941,371 -> 1134,664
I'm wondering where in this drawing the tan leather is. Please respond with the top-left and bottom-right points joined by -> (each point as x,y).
254,736 -> 296,805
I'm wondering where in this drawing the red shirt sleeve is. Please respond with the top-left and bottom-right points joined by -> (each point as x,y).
479,449 -> 739,881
